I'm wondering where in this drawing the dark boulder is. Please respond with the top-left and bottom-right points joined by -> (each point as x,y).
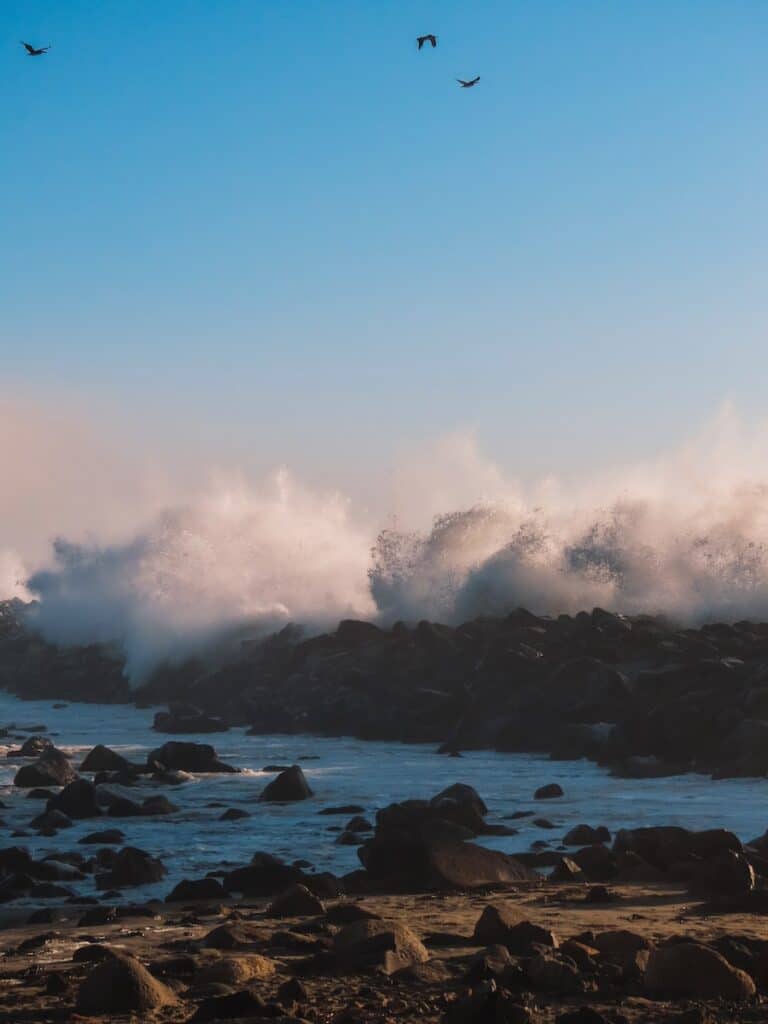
47,779 -> 101,819
534,783 -> 563,799
472,904 -> 523,944
165,877 -> 225,902
14,749 -> 76,788
79,829 -> 125,845
80,745 -> 134,773
260,764 -> 313,802
563,824 -> 610,846
222,852 -> 303,896
645,942 -> 756,999
96,847 -> 166,889
146,741 -> 238,774
359,838 -> 539,891
266,883 -> 325,917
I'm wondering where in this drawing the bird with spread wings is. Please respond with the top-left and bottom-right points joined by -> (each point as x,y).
21,41 -> 51,56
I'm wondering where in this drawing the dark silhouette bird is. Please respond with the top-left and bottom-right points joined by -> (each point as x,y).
21,41 -> 51,56
417,34 -> 437,50
457,76 -> 481,88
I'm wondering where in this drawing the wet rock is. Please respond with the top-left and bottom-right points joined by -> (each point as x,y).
154,703 -> 229,734
267,883 -> 325,917
13,735 -> 54,758
645,941 -> 756,999
147,740 -> 239,774
260,764 -> 314,802
534,783 -> 563,799
80,745 -> 134,773
79,829 -> 125,845
220,807 -> 250,821
166,877 -> 226,902
613,826 -> 741,872
14,749 -> 76,788
319,804 -> 365,815
48,778 -> 101,819
76,951 -> 177,1013
140,794 -> 178,815
563,825 -> 610,846
96,846 -> 166,888
31,809 -> 73,831
333,918 -> 429,974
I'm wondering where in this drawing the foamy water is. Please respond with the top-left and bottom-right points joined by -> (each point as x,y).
0,691 -> 767,904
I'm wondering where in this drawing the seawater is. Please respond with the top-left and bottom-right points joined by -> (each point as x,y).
0,691 -> 766,903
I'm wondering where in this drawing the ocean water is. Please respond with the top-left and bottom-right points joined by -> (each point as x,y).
0,691 -> 766,904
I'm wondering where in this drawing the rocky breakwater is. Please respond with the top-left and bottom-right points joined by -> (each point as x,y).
10,598 -> 768,779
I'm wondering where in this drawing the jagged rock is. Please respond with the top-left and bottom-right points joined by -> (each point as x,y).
260,765 -> 313,802
30,809 -> 72,831
550,856 -> 587,882
140,795 -> 178,816
76,952 -> 176,1013
504,920 -> 559,956
333,918 -> 429,974
473,904 -> 523,944
645,942 -> 756,999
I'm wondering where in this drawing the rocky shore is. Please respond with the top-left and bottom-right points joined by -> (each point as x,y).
0,755 -> 766,1022
0,712 -> 765,1020
4,601 -> 768,780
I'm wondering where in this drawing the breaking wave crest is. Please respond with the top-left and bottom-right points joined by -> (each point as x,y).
9,411 -> 768,680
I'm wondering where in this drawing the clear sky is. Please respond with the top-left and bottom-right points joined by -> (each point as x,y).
3,0 -> 768,495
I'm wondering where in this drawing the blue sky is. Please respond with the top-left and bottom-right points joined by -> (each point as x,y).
3,0 -> 768,491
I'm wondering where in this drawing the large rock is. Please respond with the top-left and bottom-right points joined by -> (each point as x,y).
146,741 -> 238,774
76,952 -> 176,1013
222,852 -> 304,896
47,779 -> 101,819
80,745 -> 134,773
96,847 -> 166,889
266,883 -> 325,917
613,826 -> 742,872
333,918 -> 429,974
14,749 -> 76,788
166,877 -> 226,902
473,904 -> 523,944
359,838 -> 538,891
645,942 -> 756,999
195,954 -> 275,985
260,765 -> 313,802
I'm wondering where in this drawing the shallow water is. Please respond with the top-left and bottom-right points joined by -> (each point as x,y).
0,690 -> 766,903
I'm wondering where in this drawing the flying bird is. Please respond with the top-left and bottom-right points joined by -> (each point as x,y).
21,41 -> 51,56
417,34 -> 437,49
457,76 -> 480,88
